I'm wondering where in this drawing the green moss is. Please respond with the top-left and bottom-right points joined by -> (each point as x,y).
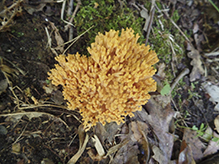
148,1 -> 188,83
73,0 -> 144,55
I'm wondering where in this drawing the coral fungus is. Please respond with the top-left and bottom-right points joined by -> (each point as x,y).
48,28 -> 159,127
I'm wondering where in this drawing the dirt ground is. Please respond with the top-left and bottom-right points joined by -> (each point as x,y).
0,0 -> 219,164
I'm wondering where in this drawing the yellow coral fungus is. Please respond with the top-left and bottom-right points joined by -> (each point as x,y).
48,28 -> 159,127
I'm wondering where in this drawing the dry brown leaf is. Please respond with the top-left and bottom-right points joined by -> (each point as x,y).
214,115 -> 219,133
193,23 -> 202,52
43,82 -> 58,94
104,138 -> 129,158
108,122 -> 145,164
187,48 -> 204,82
12,143 -> 21,155
78,124 -> 85,149
203,83 -> 219,111
151,145 -> 178,164
49,22 -> 64,53
51,90 -> 64,105
104,122 -> 122,144
182,128 -> 205,161
154,94 -> 171,108
94,122 -> 108,144
87,148 -> 103,161
0,77 -> 8,95
131,121 -> 150,163
151,145 -> 169,164
23,0 -> 56,15
143,98 -> 175,163
178,140 -> 196,164
203,132 -> 219,157
131,122 -> 142,141
201,126 -> 213,142
152,145 -> 176,164
111,139 -> 139,164
157,63 -> 166,79
95,122 -> 121,146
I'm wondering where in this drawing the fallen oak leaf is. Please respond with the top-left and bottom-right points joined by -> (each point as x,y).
143,98 -> 175,163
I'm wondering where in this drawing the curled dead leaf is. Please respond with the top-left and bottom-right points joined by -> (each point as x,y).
187,48 -> 205,82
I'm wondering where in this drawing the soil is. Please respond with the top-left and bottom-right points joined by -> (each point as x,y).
0,11 -> 82,164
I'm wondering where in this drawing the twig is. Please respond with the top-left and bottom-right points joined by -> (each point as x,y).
61,0 -> 66,20
169,68 -> 190,94
1,70 -> 20,108
13,123 -> 28,145
0,112 -> 71,129
45,27 -> 52,48
0,0 -> 23,17
1,56 -> 26,75
67,0 -> 74,40
68,132 -> 77,147
64,0 -> 81,33
129,1 -> 141,11
155,4 -> 193,46
145,0 -> 155,45
18,103 -> 81,123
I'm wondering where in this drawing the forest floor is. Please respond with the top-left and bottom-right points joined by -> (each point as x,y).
0,0 -> 219,164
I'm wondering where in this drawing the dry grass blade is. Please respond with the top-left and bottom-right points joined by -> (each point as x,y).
1,56 -> 26,76
145,0 -> 155,45
0,0 -> 23,32
92,135 -> 105,157
67,133 -> 89,164
62,25 -> 94,55
12,123 -> 28,145
104,138 -> 129,158
0,112 -> 70,129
